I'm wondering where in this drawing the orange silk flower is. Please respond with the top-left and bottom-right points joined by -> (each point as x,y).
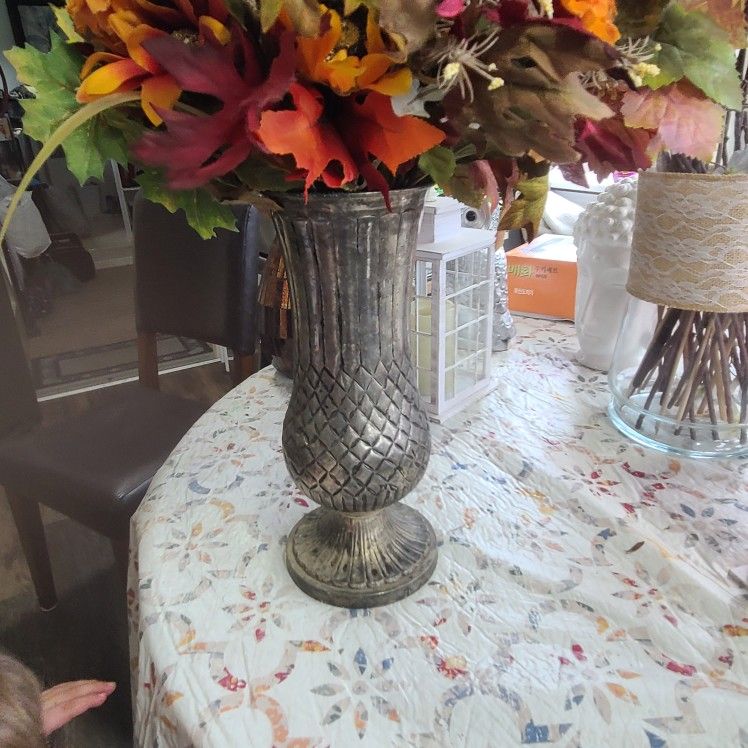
76,23 -> 181,125
295,6 -> 411,96
70,0 -> 230,124
66,0 -> 143,52
76,14 -> 230,125
559,0 -> 620,43
66,0 -> 193,47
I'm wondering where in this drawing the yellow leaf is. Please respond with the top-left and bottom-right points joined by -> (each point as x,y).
606,682 -> 639,704
163,691 -> 184,706
499,173 -> 550,241
596,616 -> 609,634
300,640 -> 330,651
210,499 -> 236,519
178,629 -> 196,648
521,488 -> 555,515
52,5 -> 84,43
191,522 -> 203,538
723,625 -> 748,637
260,0 -> 284,30
616,670 -> 641,680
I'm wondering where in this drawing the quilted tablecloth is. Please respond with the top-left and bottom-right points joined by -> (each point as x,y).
129,318 -> 748,747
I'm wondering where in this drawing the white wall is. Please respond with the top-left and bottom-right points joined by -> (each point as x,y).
1,0 -> 19,90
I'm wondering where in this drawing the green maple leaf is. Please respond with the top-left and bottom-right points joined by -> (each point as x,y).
136,170 -> 238,239
646,4 -> 742,110
418,146 -> 457,189
234,153 -> 303,192
6,29 -> 142,183
61,110 -> 142,183
5,31 -> 82,143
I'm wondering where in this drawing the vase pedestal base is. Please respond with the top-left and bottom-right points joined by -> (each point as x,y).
285,504 -> 437,608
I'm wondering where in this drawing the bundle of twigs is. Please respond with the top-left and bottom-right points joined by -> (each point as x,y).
627,306 -> 748,444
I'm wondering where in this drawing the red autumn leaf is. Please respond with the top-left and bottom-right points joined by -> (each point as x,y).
484,0 -> 531,25
490,157 -> 520,207
341,92 -> 444,176
559,161 -> 588,188
485,1 -> 586,32
574,115 -> 653,181
665,660 -> 696,676
256,82 -> 358,193
144,33 -> 250,101
132,32 -> 295,189
571,643 -> 587,662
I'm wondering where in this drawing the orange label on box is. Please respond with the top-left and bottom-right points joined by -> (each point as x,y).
506,235 -> 577,321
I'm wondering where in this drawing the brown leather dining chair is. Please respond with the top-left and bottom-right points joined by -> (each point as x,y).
0,195 -> 262,610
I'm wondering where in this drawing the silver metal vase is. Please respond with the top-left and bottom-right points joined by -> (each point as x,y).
272,188 -> 437,608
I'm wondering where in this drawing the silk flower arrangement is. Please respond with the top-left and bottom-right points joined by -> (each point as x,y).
1,0 -> 745,606
0,0 -> 744,242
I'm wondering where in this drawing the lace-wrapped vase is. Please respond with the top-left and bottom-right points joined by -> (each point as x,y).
608,172 -> 748,458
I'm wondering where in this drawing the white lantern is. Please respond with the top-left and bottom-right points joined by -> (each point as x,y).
411,227 -> 496,422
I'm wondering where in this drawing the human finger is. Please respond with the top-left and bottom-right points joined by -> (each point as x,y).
42,689 -> 112,734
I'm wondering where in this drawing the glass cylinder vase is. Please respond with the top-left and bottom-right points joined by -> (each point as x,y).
608,171 -> 748,459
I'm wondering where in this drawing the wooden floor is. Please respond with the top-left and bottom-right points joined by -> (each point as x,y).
0,363 -> 234,747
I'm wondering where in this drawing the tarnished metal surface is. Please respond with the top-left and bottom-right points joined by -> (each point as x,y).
490,207 -> 515,352
272,189 -> 438,607
493,245 -> 515,352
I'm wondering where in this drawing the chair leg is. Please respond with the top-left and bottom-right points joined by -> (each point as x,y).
6,492 -> 57,611
230,353 -> 256,385
137,331 -> 159,390
110,538 -> 129,590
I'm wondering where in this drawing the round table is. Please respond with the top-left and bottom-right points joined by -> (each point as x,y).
129,318 -> 748,747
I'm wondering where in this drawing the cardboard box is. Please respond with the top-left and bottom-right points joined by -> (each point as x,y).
506,234 -> 577,320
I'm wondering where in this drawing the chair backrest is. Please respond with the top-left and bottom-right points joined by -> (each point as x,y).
0,274 -> 40,439
133,194 -> 262,355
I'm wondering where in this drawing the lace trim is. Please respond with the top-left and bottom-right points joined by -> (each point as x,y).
627,172 -> 748,312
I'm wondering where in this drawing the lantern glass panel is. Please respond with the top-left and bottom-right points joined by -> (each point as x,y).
411,260 -> 435,404
445,348 -> 480,399
445,252 -> 490,296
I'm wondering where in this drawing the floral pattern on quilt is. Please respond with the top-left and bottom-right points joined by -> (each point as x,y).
129,318 -> 748,747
